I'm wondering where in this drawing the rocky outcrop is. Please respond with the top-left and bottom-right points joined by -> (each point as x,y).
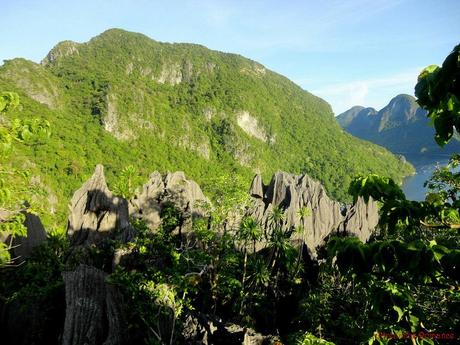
236,111 -> 268,142
181,313 -> 276,345
129,169 -> 377,252
339,195 -> 379,242
0,211 -> 47,264
129,171 -> 209,232
11,212 -> 47,262
41,40 -> 80,66
62,265 -> 125,345
67,164 -> 130,246
2,59 -> 62,109
248,172 -> 378,256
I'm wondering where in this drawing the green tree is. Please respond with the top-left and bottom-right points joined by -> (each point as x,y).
321,44 -> 460,344
415,44 -> 460,146
0,92 -> 51,266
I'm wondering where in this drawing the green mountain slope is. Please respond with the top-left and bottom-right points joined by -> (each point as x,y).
0,28 -> 413,227
336,94 -> 460,162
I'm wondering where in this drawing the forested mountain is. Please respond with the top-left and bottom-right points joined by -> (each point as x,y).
0,28 -> 412,227
1,28 -> 459,345
337,94 -> 460,161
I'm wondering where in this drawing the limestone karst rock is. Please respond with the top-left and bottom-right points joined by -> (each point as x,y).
62,264 -> 125,345
181,312 -> 275,345
11,212 -> 47,262
129,171 -> 209,231
0,211 -> 47,264
339,195 -> 379,242
248,172 -> 378,256
129,169 -> 378,254
67,164 -> 130,245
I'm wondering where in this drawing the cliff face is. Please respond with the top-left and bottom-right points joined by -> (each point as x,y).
67,164 -> 131,246
129,171 -> 209,231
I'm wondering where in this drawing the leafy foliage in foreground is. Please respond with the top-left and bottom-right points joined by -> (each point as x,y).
0,92 -> 51,265
314,44 -> 460,344
324,173 -> 460,344
415,44 -> 460,146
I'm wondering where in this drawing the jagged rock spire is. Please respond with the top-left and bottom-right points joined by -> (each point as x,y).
129,171 -> 209,232
67,164 -> 130,245
248,172 -> 378,257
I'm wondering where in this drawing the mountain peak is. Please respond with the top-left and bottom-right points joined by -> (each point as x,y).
91,28 -> 155,43
41,40 -> 81,66
1,29 -> 413,203
386,93 -> 417,108
379,94 -> 421,130
336,93 -> 460,159
336,105 -> 377,127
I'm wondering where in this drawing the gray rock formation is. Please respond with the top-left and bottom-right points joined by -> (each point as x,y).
11,212 -> 47,262
181,313 -> 275,345
67,164 -> 130,245
129,171 -> 209,231
62,264 -> 125,345
339,195 -> 379,242
248,172 -> 378,256
0,211 -> 47,264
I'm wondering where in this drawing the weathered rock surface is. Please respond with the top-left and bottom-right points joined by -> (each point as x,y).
181,313 -> 275,345
62,264 -> 125,345
0,211 -> 47,263
339,195 -> 379,242
11,212 -> 47,262
67,164 -> 130,245
248,172 -> 378,256
129,171 -> 209,231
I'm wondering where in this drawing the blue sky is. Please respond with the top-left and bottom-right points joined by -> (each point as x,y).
1,0 -> 459,114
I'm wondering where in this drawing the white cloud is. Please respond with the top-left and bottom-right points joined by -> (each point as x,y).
308,69 -> 421,115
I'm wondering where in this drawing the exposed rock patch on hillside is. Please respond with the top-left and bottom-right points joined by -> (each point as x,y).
2,59 -> 61,108
236,111 -> 268,142
41,40 -> 81,66
156,63 -> 183,85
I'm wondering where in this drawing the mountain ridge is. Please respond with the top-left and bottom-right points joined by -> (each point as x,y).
336,93 -> 460,161
0,28 -> 413,227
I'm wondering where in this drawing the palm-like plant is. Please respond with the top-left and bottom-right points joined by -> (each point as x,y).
268,228 -> 292,270
239,216 -> 263,253
269,206 -> 285,227
247,256 -> 270,289
238,216 -> 263,314
298,206 -> 311,220
294,206 -> 311,278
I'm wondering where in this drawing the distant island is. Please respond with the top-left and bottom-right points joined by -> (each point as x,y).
336,94 -> 460,164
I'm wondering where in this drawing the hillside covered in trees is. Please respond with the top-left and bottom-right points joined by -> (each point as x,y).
0,28 -> 412,229
1,31 -> 459,345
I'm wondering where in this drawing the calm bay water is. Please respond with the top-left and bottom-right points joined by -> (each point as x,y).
401,155 -> 450,201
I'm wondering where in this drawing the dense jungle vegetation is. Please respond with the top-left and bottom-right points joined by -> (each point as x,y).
0,33 -> 459,345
